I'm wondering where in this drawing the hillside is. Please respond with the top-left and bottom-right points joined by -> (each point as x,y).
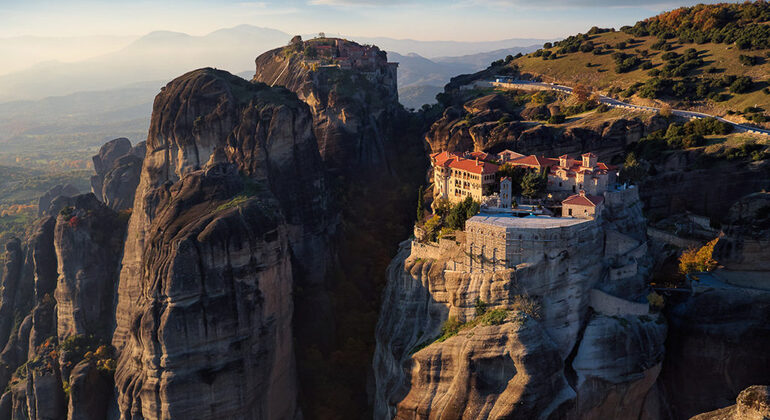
505,2 -> 770,126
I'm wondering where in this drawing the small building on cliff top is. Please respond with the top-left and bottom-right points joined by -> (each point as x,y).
562,190 -> 605,219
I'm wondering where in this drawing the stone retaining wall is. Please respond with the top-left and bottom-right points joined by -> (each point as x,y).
589,288 -> 649,316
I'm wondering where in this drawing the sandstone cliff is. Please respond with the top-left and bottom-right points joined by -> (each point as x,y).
91,137 -> 145,211
111,68 -> 335,420
0,192 -> 127,420
252,37 -> 403,173
373,187 -> 666,419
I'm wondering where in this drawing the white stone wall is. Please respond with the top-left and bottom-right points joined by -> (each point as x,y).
589,288 -> 649,316
465,219 -> 597,271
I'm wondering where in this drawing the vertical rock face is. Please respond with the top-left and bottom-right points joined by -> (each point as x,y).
54,194 -> 126,341
373,188 -> 665,419
91,138 -> 146,211
252,38 -> 402,173
112,68 -> 333,420
0,189 -> 127,420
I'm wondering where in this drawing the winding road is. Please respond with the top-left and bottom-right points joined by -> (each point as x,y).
491,79 -> 770,136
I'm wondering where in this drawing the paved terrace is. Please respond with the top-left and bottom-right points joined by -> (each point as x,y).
468,213 -> 590,229
490,79 -> 770,136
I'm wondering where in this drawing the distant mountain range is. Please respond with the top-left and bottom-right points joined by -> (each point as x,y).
0,25 -> 548,156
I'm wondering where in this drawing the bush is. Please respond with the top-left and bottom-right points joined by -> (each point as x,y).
548,114 -> 566,124
679,238 -> 718,275
437,317 -> 462,342
651,39 -> 670,50
479,308 -> 509,325
739,54 -> 760,66
474,298 -> 488,317
730,76 -> 753,93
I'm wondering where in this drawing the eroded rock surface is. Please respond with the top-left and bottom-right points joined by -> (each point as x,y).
374,187 -> 664,419
692,386 -> 770,420
91,138 -> 145,211
252,38 -> 402,173
112,68 -> 334,420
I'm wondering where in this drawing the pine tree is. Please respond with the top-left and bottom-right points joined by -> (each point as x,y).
416,185 -> 424,222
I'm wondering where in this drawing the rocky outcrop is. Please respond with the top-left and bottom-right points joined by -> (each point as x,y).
712,192 -> 770,272
54,194 -> 125,342
112,68 -> 334,420
659,278 -> 770,419
640,156 -> 770,221
252,38 -> 402,173
692,386 -> 770,420
425,100 -> 668,160
373,187 -> 664,419
37,185 -> 79,217
90,138 -> 145,211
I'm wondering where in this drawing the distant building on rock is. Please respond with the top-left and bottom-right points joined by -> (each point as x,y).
504,151 -> 616,195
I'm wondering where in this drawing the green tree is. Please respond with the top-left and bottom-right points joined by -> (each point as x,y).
521,170 -> 547,198
618,153 -> 646,185
416,185 -> 424,222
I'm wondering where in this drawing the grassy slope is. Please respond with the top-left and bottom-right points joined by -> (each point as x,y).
513,30 -> 770,115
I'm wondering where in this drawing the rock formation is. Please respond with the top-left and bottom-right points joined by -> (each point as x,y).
111,67 -> 335,420
0,192 -> 126,420
38,184 -> 79,217
657,192 -> 770,420
423,91 -> 668,158
373,187 -> 666,419
90,137 -> 145,211
252,37 -> 402,173
692,385 -> 770,420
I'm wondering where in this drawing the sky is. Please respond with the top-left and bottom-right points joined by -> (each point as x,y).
0,0 -> 740,42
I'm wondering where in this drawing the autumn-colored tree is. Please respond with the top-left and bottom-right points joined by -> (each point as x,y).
679,238 -> 719,275
659,104 -> 673,118
572,84 -> 591,102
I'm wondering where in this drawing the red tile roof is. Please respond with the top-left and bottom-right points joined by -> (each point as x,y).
431,151 -> 499,174
509,155 -> 557,168
562,192 -> 604,207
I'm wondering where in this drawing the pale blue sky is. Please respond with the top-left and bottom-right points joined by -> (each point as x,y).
0,0 -> 739,41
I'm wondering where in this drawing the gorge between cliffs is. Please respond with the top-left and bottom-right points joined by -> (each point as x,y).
0,35 -> 768,420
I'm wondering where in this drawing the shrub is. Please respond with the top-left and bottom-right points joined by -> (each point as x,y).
479,308 -> 509,325
474,298 -> 488,317
511,295 -> 541,319
548,114 -> 566,124
739,54 -> 759,66
679,238 -> 718,275
437,317 -> 462,342
730,76 -> 753,94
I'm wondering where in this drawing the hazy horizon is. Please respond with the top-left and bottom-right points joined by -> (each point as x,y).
2,0 -> 739,41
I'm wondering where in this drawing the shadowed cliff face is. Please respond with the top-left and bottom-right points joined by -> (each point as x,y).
111,68 -> 334,420
252,39 -> 401,173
